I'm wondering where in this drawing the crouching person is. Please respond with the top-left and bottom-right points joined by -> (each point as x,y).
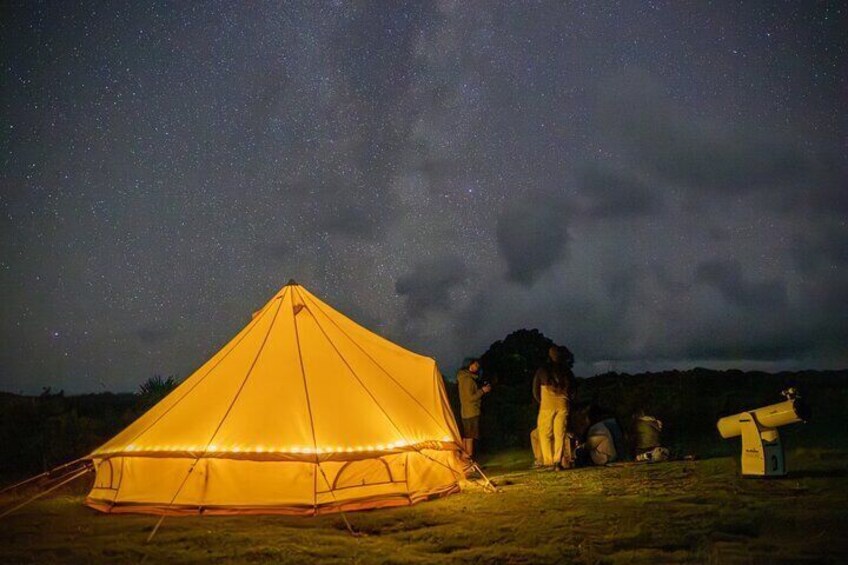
581,417 -> 625,466
633,410 -> 670,463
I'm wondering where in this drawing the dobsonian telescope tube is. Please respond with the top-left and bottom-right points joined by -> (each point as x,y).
717,395 -> 809,439
716,388 -> 810,477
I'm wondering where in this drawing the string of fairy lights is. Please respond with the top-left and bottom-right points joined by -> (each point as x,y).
92,436 -> 456,457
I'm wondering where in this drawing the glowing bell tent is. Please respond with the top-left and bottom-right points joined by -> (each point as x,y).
86,281 -> 464,515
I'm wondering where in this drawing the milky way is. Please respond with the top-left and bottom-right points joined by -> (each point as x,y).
2,2 -> 846,393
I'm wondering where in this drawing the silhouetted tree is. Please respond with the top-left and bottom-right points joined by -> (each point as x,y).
480,329 -> 554,389
476,329 -> 556,450
136,375 -> 179,411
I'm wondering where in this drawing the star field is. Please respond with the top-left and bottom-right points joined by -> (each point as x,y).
2,2 -> 846,393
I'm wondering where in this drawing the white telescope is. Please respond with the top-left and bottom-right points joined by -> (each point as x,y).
716,388 -> 809,477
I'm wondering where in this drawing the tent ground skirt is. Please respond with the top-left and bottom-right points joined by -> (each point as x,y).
86,483 -> 460,516
85,450 -> 461,516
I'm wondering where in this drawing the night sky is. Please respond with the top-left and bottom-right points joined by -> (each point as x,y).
2,2 -> 846,394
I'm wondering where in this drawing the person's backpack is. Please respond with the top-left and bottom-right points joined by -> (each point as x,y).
633,414 -> 668,462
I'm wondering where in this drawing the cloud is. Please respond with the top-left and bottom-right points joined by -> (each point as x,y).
787,235 -> 848,360
496,195 -> 570,285
576,163 -> 662,218
596,71 -> 811,194
395,255 -> 467,317
694,259 -> 786,311
806,155 -> 848,217
791,224 -> 848,274
682,334 -> 818,362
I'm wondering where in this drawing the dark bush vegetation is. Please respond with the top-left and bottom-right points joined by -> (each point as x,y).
0,390 -> 137,480
0,375 -> 180,481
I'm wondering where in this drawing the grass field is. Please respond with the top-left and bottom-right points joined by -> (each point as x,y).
2,448 -> 847,563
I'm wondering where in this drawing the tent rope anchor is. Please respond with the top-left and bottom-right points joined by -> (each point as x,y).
0,464 -> 93,520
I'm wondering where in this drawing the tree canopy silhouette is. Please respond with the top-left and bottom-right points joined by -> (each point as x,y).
136,375 -> 179,410
474,329 -> 556,450
480,328 -> 554,389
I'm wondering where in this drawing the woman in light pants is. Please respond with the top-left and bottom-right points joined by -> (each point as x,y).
537,384 -> 568,467
533,346 -> 573,470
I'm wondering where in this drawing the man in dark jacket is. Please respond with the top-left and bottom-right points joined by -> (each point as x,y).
457,358 -> 491,460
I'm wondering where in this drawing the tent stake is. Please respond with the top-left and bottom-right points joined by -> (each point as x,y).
337,505 -> 357,537
314,461 -> 360,537
471,462 -> 498,493
146,515 -> 167,543
145,459 -> 199,543
414,447 -> 498,494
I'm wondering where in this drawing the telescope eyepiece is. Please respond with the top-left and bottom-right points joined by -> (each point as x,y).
781,387 -> 799,400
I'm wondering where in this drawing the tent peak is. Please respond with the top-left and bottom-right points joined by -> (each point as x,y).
286,279 -> 298,286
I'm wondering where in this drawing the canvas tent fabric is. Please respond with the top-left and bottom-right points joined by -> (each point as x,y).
86,282 -> 464,515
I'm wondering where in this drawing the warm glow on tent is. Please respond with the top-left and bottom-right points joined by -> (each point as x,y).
86,281 -> 463,515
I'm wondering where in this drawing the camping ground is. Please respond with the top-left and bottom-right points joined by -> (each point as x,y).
1,448 -> 847,563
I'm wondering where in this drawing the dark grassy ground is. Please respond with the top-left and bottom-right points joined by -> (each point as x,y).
1,448 -> 846,564
2,370 -> 845,563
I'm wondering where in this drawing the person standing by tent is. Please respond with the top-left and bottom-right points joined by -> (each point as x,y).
533,345 -> 576,470
457,358 -> 491,461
